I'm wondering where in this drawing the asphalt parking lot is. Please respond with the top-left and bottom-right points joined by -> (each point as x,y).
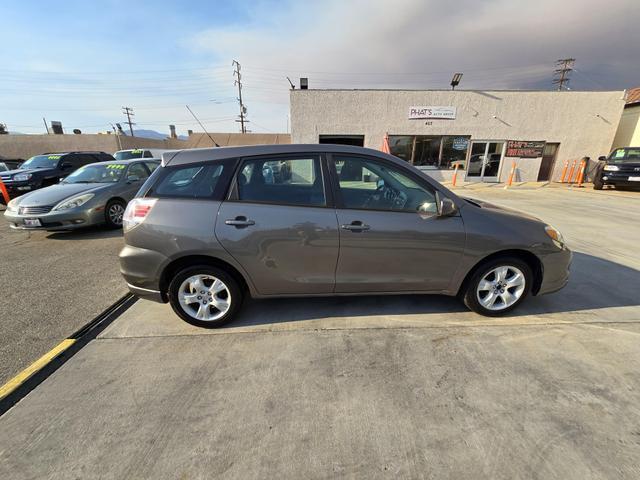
1,185 -> 640,479
0,211 -> 126,384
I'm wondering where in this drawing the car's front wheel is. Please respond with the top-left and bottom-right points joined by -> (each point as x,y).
168,265 -> 242,328
463,257 -> 532,316
105,199 -> 126,228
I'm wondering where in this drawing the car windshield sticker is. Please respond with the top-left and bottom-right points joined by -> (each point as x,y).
48,155 -> 62,160
106,164 -> 126,170
613,149 -> 625,158
131,149 -> 143,154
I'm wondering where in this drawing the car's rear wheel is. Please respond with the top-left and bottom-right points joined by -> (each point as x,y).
463,257 -> 532,316
168,265 -> 242,328
105,199 -> 126,228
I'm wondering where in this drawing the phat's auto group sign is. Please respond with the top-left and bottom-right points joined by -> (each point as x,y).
408,106 -> 456,120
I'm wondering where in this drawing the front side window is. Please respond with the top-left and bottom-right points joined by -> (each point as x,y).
127,163 -> 150,180
334,156 -> 437,214
237,156 -> 325,207
153,164 -> 225,198
144,161 -> 160,173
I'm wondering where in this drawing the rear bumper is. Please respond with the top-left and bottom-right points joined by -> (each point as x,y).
537,247 -> 572,295
119,244 -> 168,303
126,283 -> 165,303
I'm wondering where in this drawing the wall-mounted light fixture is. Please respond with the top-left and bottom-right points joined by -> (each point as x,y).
450,73 -> 463,90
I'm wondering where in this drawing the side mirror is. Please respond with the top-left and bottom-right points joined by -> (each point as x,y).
60,162 -> 73,170
127,175 -> 140,183
438,197 -> 457,217
598,156 -> 607,162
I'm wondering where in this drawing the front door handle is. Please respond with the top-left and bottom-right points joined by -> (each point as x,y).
341,221 -> 370,231
225,216 -> 255,227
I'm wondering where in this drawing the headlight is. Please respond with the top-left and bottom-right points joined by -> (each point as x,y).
13,173 -> 32,181
6,198 -> 19,213
53,193 -> 95,211
545,225 -> 565,247
603,165 -> 619,171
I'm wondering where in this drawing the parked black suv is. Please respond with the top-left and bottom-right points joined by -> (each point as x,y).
594,147 -> 640,190
0,151 -> 114,198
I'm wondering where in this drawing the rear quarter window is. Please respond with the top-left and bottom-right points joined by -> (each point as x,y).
149,162 -> 232,199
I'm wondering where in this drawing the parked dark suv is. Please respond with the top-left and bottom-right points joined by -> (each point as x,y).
119,144 -> 571,328
0,151 -> 114,198
594,147 -> 640,190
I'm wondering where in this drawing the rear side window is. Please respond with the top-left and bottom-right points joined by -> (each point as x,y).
143,151 -> 153,158
236,156 -> 325,207
152,164 -> 226,199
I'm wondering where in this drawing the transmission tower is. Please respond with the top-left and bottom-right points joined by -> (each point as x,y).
232,60 -> 248,133
122,106 -> 136,136
553,58 -> 575,91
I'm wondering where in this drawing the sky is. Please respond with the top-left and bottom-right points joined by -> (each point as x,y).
1,0 -> 639,136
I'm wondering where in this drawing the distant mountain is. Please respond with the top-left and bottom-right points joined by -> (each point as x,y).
133,129 -> 188,141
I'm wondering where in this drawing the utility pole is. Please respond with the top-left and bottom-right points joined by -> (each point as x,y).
122,106 -> 136,136
553,58 -> 575,91
232,60 -> 248,133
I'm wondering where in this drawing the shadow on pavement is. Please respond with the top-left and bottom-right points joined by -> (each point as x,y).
227,251 -> 639,328
46,226 -> 123,240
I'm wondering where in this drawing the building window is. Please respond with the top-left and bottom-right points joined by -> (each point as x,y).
388,135 -> 470,169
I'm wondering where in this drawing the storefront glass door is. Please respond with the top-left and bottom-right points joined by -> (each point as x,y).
466,141 -> 505,182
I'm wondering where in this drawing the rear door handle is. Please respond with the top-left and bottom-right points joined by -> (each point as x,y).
341,221 -> 370,231
225,216 -> 255,227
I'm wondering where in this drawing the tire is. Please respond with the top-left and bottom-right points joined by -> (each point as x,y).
463,257 -> 533,317
105,199 -> 126,229
593,177 -> 604,190
168,265 -> 242,328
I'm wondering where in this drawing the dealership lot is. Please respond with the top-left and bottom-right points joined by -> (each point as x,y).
0,211 -> 126,384
1,186 -> 640,479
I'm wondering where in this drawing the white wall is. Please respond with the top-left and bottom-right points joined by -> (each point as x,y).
291,89 -> 625,182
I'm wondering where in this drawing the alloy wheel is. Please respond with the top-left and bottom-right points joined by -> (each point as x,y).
476,265 -> 526,311
108,203 -> 125,225
178,274 -> 231,321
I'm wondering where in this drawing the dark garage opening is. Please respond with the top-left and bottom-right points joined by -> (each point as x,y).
319,135 -> 365,147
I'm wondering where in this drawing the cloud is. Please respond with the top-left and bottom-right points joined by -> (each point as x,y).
190,0 -> 640,93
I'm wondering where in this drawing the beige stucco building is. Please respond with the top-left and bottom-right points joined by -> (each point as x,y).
612,87 -> 640,149
291,89 -> 626,182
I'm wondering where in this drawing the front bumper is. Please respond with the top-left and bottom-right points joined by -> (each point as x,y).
0,180 -> 36,198
600,172 -> 640,186
4,205 -> 106,231
537,246 -> 572,295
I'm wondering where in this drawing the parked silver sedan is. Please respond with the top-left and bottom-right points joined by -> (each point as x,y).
4,159 -> 158,230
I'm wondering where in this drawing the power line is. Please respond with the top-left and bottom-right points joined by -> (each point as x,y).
121,106 -> 136,136
553,58 -> 575,91
232,60 -> 248,134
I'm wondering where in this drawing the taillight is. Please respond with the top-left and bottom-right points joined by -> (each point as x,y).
123,198 -> 157,232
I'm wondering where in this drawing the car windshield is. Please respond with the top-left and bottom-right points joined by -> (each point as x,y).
114,150 -> 146,160
62,164 -> 125,184
608,148 -> 640,163
20,155 -> 61,169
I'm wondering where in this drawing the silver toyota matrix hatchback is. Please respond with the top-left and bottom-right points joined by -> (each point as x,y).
119,145 -> 571,328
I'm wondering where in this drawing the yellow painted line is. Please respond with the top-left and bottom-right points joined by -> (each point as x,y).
0,338 -> 76,400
